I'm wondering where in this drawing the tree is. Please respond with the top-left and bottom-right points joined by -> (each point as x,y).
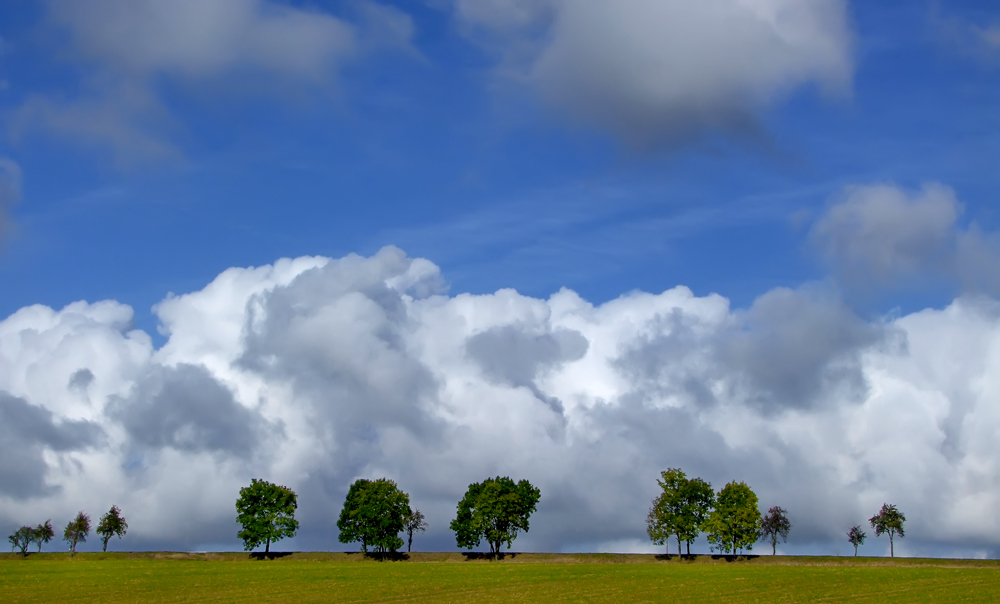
759,506 -> 791,556
869,503 -> 905,558
679,477 -> 716,556
96,505 -> 128,552
337,478 -> 411,555
451,476 -> 541,557
705,481 -> 760,556
847,525 -> 866,557
403,509 -> 428,553
9,526 -> 33,557
64,511 -> 91,556
33,520 -> 54,553
645,469 -> 715,556
236,479 -> 299,554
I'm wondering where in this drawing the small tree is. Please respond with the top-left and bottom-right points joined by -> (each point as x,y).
64,511 -> 91,556
451,476 -> 541,557
34,520 -> 54,553
705,481 -> 760,556
847,525 -> 866,556
869,503 -> 905,558
96,505 -> 128,552
646,468 -> 686,555
9,526 -> 33,557
759,506 -> 791,555
337,478 -> 411,555
236,479 -> 299,554
403,509 -> 428,553
679,477 -> 716,556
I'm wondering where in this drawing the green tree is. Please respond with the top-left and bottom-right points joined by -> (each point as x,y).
8,526 -> 33,557
869,503 -> 905,558
847,524 -> 866,556
451,476 -> 541,557
403,508 -> 428,553
705,481 -> 760,556
96,505 -> 128,552
63,511 -> 91,556
236,479 -> 299,554
337,478 -> 411,555
33,520 -> 54,553
646,469 -> 713,556
759,506 -> 791,555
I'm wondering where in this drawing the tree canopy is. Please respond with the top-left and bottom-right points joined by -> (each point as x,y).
646,469 -> 715,556
63,511 -> 91,556
759,506 -> 791,555
451,476 -> 540,557
236,479 -> 299,554
705,481 -> 760,555
9,526 -> 33,557
33,520 -> 54,553
96,505 -> 128,553
337,478 -> 411,555
869,503 -> 905,558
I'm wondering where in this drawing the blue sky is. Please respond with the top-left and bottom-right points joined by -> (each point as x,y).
3,1 -> 1000,556
3,1 -> 997,333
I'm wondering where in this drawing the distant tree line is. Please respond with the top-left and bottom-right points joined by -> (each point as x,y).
8,506 -> 127,557
646,468 -> 906,558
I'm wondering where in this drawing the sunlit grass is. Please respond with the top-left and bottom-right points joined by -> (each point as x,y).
2,552 -> 998,603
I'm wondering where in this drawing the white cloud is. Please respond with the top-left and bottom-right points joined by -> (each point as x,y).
2,243 -> 1000,555
453,0 -> 853,148
811,183 -> 1000,296
13,0 -> 415,164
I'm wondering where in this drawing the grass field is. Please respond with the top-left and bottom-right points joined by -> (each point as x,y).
2,552 -> 999,603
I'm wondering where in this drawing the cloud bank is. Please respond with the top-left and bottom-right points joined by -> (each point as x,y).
455,0 -> 853,147
3,208 -> 1000,556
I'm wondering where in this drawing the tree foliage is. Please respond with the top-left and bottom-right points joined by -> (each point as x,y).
63,511 -> 91,556
759,506 -> 791,555
705,481 -> 760,555
337,478 -> 411,554
869,503 -> 905,558
451,476 -> 541,557
403,508 -> 428,553
236,479 -> 299,554
9,526 -> 33,557
34,520 -> 54,553
96,505 -> 128,552
646,469 -> 714,556
847,524 -> 867,556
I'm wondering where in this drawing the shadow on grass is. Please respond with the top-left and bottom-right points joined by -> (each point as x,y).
461,552 -> 519,561
249,552 -> 294,560
653,554 -> 699,562
339,552 -> 412,562
710,554 -> 760,562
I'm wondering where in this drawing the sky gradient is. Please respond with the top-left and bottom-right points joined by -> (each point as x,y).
2,0 -> 1000,557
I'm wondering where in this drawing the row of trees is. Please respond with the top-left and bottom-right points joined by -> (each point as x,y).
647,468 -> 906,558
236,476 -> 540,556
8,506 -> 128,557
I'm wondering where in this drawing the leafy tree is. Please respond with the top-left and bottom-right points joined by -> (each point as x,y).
705,481 -> 760,556
96,505 -> 128,552
403,508 -> 428,553
869,503 -> 905,558
847,525 -> 866,556
646,469 -> 715,556
9,526 -> 33,557
759,506 -> 791,555
337,478 -> 411,554
33,520 -> 54,553
236,479 -> 299,554
451,476 -> 541,557
64,511 -> 91,556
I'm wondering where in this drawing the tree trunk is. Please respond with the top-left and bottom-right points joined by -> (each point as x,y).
889,532 -> 893,558
854,545 -> 858,557
772,538 -> 776,556
408,532 -> 412,553
266,537 -> 270,554
676,534 -> 681,557
686,540 -> 691,557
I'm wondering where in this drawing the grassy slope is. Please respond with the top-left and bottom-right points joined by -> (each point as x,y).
2,553 -> 998,603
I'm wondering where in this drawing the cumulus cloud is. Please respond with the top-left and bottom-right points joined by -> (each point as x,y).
13,0 -> 414,163
452,0 -> 853,148
2,245 -> 1000,556
811,183 -> 1000,295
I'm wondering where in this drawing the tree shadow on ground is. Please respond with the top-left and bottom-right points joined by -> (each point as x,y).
249,552 -> 294,560
462,552 -> 519,561
341,551 -> 411,562
710,554 -> 760,562
654,554 -> 699,561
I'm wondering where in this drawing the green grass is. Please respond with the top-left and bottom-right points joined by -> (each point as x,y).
2,552 -> 999,603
